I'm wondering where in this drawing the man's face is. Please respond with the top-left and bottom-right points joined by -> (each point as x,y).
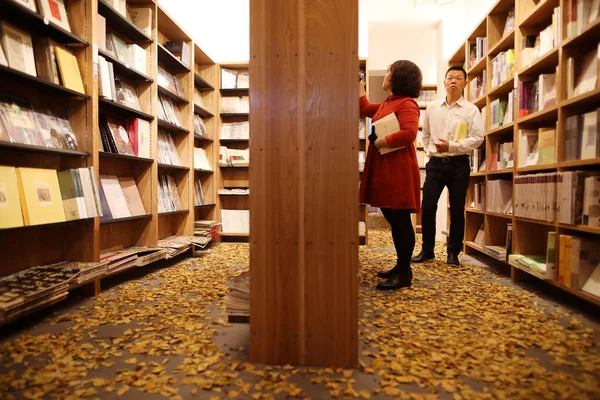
445,70 -> 466,95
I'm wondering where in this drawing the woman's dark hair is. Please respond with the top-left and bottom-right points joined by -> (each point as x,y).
389,60 -> 422,98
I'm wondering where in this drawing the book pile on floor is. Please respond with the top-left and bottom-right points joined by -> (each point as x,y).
225,272 -> 249,323
0,263 -> 80,325
100,247 -> 167,274
67,261 -> 107,285
194,220 -> 221,239
158,236 -> 212,258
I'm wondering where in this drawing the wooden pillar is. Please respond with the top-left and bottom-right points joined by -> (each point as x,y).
249,0 -> 359,367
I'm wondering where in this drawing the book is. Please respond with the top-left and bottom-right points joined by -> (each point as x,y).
0,166 -> 24,229
128,7 -> 152,37
0,101 -> 44,147
130,44 -> 146,75
372,112 -> 403,155
110,34 -> 130,66
107,121 -> 134,155
55,47 -> 85,94
100,175 -> 131,219
538,127 -> 556,165
165,41 -> 191,68
94,14 -> 106,51
56,169 -> 87,221
580,111 -> 598,160
16,167 -> 66,226
582,265 -> 600,297
115,77 -> 141,111
118,177 -> 145,216
574,46 -> 599,96
32,38 -> 60,84
36,0 -> 71,32
1,22 -> 36,76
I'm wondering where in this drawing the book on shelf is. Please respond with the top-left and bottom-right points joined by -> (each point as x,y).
115,76 -> 141,111
0,166 -> 24,229
219,146 -> 249,167
514,173 -> 557,221
218,188 -> 249,196
165,41 -> 191,68
1,22 -> 36,77
509,254 -> 550,280
32,37 -> 61,85
220,96 -> 249,114
54,47 -> 85,94
221,122 -> 249,140
129,44 -> 146,75
128,7 -> 153,37
539,71 -> 557,109
193,114 -> 208,137
564,109 -> 600,162
105,0 -> 126,16
16,167 -> 66,226
127,118 -> 150,158
221,209 -> 250,234
0,100 -> 80,150
583,175 -> 600,226
538,127 -> 556,165
194,147 -> 211,170
486,179 -> 512,214
517,129 -> 538,167
194,178 -> 206,206
94,14 -> 106,51
567,0 -> 600,38
38,0 -> 71,32
158,175 -> 184,213
358,151 -> 366,173
416,89 -> 436,107
573,45 -> 599,97
221,68 -> 249,89
158,66 -> 184,97
470,181 -> 485,210
558,171 -> 600,226
158,94 -> 183,126
490,98 -> 508,129
118,176 -> 146,216
57,169 -> 89,221
109,33 -> 131,66
14,0 -> 37,11
158,129 -> 182,166
503,6 -> 515,35
473,221 -> 485,246
99,175 -> 132,220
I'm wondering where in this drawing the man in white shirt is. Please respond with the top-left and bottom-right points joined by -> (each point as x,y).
412,66 -> 484,266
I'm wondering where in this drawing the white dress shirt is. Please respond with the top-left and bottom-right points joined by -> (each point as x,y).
422,96 -> 484,158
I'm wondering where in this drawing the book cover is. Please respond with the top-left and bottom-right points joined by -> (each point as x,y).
56,169 -> 86,221
574,47 -> 599,96
167,175 -> 184,210
118,177 -> 145,216
36,0 -> 71,32
32,37 -> 60,84
0,102 -> 44,147
1,22 -> 36,76
55,47 -> 85,94
135,118 -> 150,158
111,34 -> 130,66
538,127 -> 556,165
87,167 -> 102,217
165,41 -> 191,68
115,77 -> 141,111
580,111 -> 598,160
16,167 -> 66,226
108,122 -> 134,155
100,175 -> 131,219
0,166 -> 24,229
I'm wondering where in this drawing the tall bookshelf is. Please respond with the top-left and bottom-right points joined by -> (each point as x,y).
193,44 -> 217,222
449,0 -> 600,306
0,0 -> 215,300
217,62 -> 250,242
156,5 -> 193,239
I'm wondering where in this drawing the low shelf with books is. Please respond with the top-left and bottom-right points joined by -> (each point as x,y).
97,49 -> 153,83
0,65 -> 91,99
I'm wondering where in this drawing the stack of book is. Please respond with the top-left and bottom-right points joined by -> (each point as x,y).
158,236 -> 212,258
491,50 -> 515,87
218,188 -> 249,196
158,66 -> 185,97
219,146 -> 249,167
194,220 -> 221,239
158,130 -> 182,166
194,148 -> 211,170
486,179 -> 512,214
193,114 -> 208,137
193,178 -> 206,206
558,172 -> 600,227
158,94 -> 182,126
100,117 -> 150,158
99,175 -> 146,221
225,272 -> 250,321
100,249 -> 139,274
158,175 -> 184,213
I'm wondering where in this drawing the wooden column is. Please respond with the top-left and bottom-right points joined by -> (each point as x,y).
249,0 -> 359,367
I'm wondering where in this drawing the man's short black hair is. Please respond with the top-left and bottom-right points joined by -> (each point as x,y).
446,65 -> 467,80
390,60 -> 422,98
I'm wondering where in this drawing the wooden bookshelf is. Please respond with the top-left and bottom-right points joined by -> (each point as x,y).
451,0 -> 600,306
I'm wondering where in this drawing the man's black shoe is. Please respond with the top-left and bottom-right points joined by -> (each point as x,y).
447,253 -> 460,266
377,268 -> 396,279
411,251 -> 435,263
376,275 -> 411,290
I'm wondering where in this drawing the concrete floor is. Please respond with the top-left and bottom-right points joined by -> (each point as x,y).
1,218 -> 599,399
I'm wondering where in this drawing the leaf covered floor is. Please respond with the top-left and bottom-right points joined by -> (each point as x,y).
1,215 -> 599,399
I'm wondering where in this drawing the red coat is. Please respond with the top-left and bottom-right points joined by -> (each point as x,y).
359,95 -> 421,212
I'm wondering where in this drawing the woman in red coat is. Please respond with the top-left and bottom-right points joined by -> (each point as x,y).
359,60 -> 422,290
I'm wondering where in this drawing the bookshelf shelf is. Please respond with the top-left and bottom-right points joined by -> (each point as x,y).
194,135 -> 214,142
518,47 -> 559,77
465,241 -> 485,253
488,76 -> 515,98
519,0 -> 560,28
558,224 -> 600,235
100,214 -> 153,225
474,93 -> 487,108
0,142 -> 89,157
487,211 -> 513,219
517,105 -> 558,125
157,119 -> 190,133
558,159 -> 600,169
0,0 -> 89,46
195,203 -> 216,208
516,163 -> 557,173
514,216 -> 556,227
562,17 -> 600,49
194,169 -> 214,173
159,210 -> 190,216
99,98 -> 154,121
470,172 -> 487,177
488,29 -> 515,57
194,104 -> 214,118
221,113 -> 249,117
220,88 -> 249,95
157,44 -> 190,73
0,66 -> 90,99
0,217 -> 93,232
220,138 -> 249,143
98,50 -> 153,82
99,152 -> 154,163
467,56 -> 486,76
449,43 -> 466,66
158,163 -> 190,172
487,122 -> 514,136
487,169 -> 513,175
158,86 -> 189,105
194,73 -> 214,90
560,88 -> 600,109
98,0 -> 152,43
466,208 -> 485,214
